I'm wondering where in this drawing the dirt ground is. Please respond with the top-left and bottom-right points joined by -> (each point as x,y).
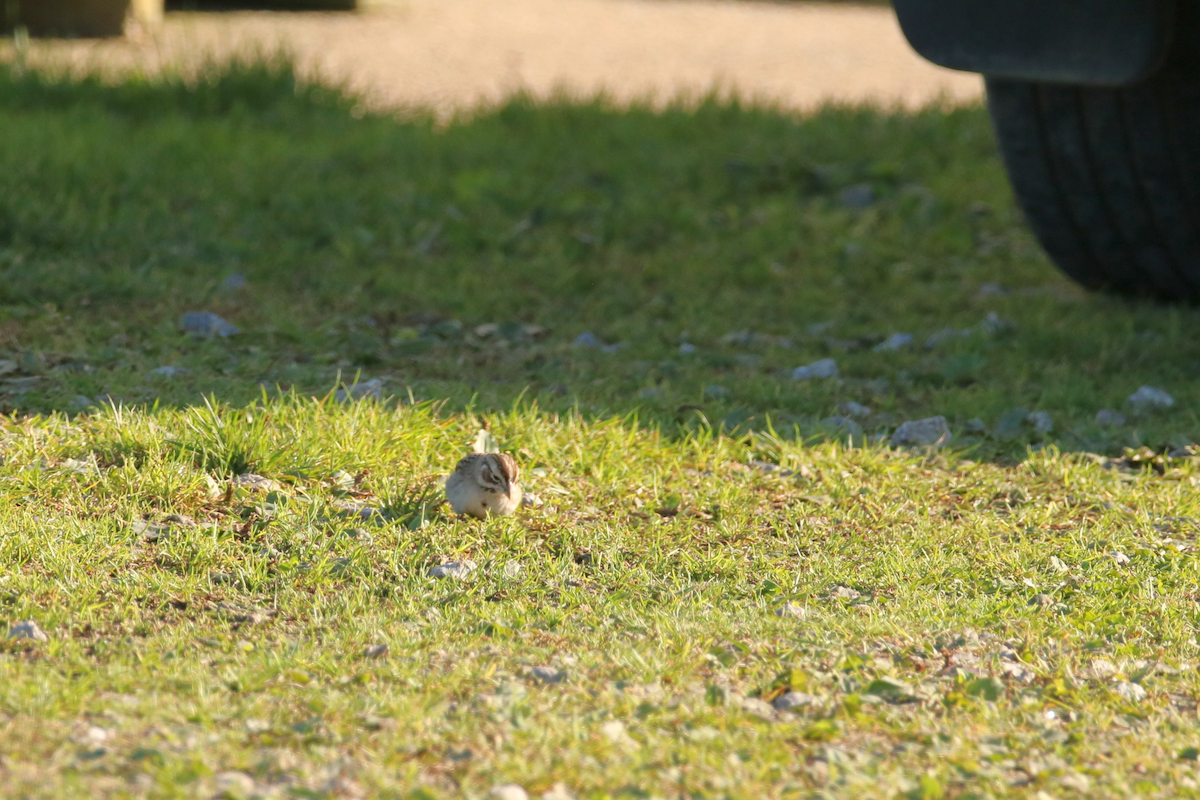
6,0 -> 983,116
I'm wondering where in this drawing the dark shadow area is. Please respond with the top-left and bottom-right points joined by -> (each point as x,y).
0,56 -> 1196,462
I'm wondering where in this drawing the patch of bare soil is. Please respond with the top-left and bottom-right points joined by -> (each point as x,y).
3,0 -> 982,115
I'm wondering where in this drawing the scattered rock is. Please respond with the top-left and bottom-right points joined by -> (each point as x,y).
836,401 -> 871,418
428,560 -> 477,580
474,323 -> 500,338
1087,658 -> 1118,680
132,519 -> 170,543
1030,593 -> 1054,608
233,473 -> 283,492
829,585 -> 861,601
599,720 -> 628,743
210,602 -> 271,625
529,666 -> 565,684
976,282 -> 1008,298
772,691 -> 816,711
7,619 -> 49,642
60,456 -> 99,475
490,784 -> 530,800
336,378 -> 385,403
678,342 -> 696,354
213,770 -> 257,799
72,725 -> 110,747
890,416 -> 951,447
1111,551 -> 1130,567
600,342 -> 626,354
179,311 -> 238,338
1027,411 -> 1053,433
520,492 -> 542,508
704,384 -> 731,400
1096,409 -> 1126,426
151,365 -> 188,378
1115,681 -> 1147,703
1127,385 -> 1174,411
572,332 -> 602,349
502,561 -> 523,578
873,333 -> 912,352
363,643 -> 389,659
541,783 -> 575,800
965,417 -> 986,433
838,183 -> 876,209
220,273 -> 246,292
792,358 -> 838,380
637,387 -> 663,401
774,603 -> 807,619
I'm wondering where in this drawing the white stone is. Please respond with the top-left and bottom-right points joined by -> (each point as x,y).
7,619 -> 49,642
490,784 -> 529,800
428,560 -> 477,579
792,358 -> 838,380
873,333 -> 912,352
1127,385 -> 1174,411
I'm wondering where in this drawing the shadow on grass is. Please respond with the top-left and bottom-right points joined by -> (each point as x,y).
0,56 -> 1196,461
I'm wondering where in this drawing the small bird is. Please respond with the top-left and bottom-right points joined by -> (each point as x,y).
444,452 -> 523,519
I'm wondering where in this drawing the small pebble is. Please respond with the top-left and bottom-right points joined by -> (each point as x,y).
1027,411 -> 1053,433
772,691 -> 817,711
213,771 -> 256,799
363,643 -> 389,659
220,273 -> 247,291
428,560 -> 477,579
7,619 -> 49,642
336,378 -> 385,403
838,183 -> 876,209
774,603 -> 807,619
965,417 -> 986,433
179,311 -> 238,338
233,473 -> 282,492
1115,681 -> 1147,703
792,358 -> 838,380
542,784 -> 575,800
599,720 -> 628,743
572,332 -> 601,348
890,416 -> 951,447
1127,385 -> 1174,411
490,784 -> 530,800
1030,593 -> 1054,607
678,342 -> 696,354
151,365 -> 187,378
836,401 -> 871,418
530,666 -> 565,684
873,332 -> 912,352
704,384 -> 731,400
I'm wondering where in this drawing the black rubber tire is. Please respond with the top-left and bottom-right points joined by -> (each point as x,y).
985,16 -> 1200,301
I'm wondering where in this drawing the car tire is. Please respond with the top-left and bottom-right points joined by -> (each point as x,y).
985,48 -> 1200,300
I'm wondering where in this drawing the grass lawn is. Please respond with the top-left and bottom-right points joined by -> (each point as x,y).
1,56 -> 1200,799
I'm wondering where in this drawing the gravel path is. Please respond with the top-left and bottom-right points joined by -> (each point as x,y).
8,0 -> 983,116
